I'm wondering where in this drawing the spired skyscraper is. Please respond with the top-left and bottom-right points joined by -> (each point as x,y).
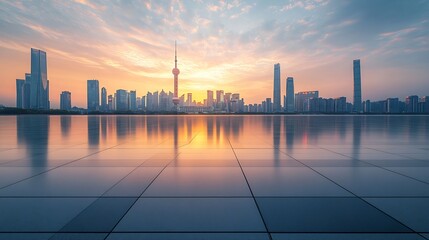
87,80 -> 99,111
30,48 -> 49,109
353,59 -> 362,113
285,77 -> 295,112
273,63 -> 281,112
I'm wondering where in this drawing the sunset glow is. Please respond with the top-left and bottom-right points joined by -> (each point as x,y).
1,0 -> 429,108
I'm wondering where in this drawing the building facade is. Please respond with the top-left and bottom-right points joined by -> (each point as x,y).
60,91 -> 72,110
353,59 -> 362,113
273,63 -> 281,112
87,80 -> 99,111
30,48 -> 49,109
285,77 -> 295,112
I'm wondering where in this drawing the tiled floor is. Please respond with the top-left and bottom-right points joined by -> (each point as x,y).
0,115 -> 428,240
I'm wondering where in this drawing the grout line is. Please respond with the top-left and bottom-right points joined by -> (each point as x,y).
226,136 -> 273,240
103,132 -> 200,240
279,148 -> 418,235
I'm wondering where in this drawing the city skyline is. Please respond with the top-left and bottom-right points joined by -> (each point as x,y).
1,0 -> 429,108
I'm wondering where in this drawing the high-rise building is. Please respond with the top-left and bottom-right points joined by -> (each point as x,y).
87,80 -> 99,111
266,98 -> 273,113
108,95 -> 113,111
30,48 -> 49,109
116,89 -> 128,111
334,97 -> 347,113
159,90 -> 169,111
273,63 -> 281,112
216,90 -> 224,103
60,91 -> 71,110
285,77 -> 295,112
405,95 -> 419,113
23,73 -> 32,109
187,93 -> 192,106
353,59 -> 362,113
295,91 -> 319,112
420,96 -> 429,113
16,79 -> 25,108
129,90 -> 137,111
101,87 -> 107,111
387,98 -> 399,113
207,90 -> 214,107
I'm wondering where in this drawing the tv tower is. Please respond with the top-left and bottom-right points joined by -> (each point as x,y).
172,41 -> 180,107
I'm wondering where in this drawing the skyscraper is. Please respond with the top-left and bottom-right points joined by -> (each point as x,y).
172,41 -> 180,107
101,87 -> 107,111
187,93 -> 192,106
207,90 -> 214,107
116,89 -> 128,111
406,95 -> 419,113
23,73 -> 31,109
60,91 -> 71,110
16,79 -> 25,108
286,77 -> 295,112
129,90 -> 137,111
87,79 -> 99,111
273,63 -> 281,112
30,48 -> 49,109
353,59 -> 362,113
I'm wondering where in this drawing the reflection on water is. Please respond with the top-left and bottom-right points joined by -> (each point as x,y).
1,115 -> 428,162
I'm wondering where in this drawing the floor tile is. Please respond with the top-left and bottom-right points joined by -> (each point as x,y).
114,198 -> 265,232
271,233 -> 426,240
314,167 -> 429,197
365,198 -> 429,232
244,167 -> 351,196
104,167 -> 162,197
143,167 -> 251,197
0,167 -> 134,197
59,198 -> 136,232
106,233 -> 270,240
257,197 -> 412,233
386,167 -> 429,183
0,198 -> 95,232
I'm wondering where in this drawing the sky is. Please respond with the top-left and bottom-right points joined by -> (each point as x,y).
0,0 -> 429,108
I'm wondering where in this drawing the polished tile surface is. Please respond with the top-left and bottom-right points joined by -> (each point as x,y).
0,115 -> 428,239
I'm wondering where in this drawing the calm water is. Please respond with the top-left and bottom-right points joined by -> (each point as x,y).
0,115 -> 429,239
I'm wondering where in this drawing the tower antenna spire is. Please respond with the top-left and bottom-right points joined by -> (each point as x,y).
175,40 -> 177,68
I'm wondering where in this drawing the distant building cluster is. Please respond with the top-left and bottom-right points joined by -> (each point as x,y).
14,48 -> 429,114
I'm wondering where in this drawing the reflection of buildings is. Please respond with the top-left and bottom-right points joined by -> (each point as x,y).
87,116 -> 100,146
17,116 -> 49,167
60,116 -> 71,137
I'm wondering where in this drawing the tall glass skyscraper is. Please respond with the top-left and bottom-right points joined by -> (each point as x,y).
87,79 -> 99,111
273,63 -> 281,112
16,79 -> 25,108
353,59 -> 362,113
101,87 -> 107,111
30,48 -> 49,109
286,77 -> 295,112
